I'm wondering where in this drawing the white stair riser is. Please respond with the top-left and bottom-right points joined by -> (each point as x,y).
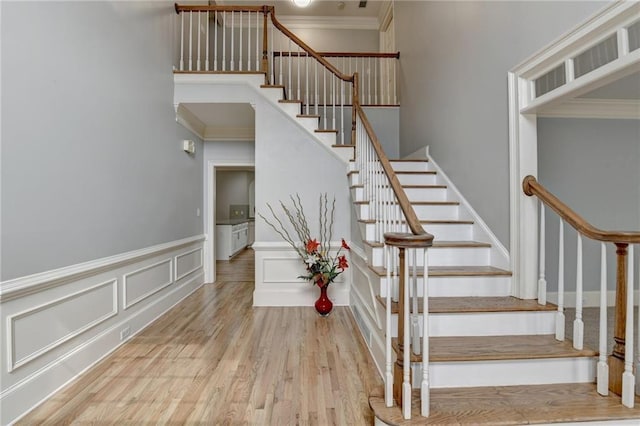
261,87 -> 284,103
278,102 -> 301,117
351,186 -> 364,201
397,174 -> 439,185
379,275 -> 512,298
369,246 -> 490,268
296,116 -> 320,132
349,173 -> 360,186
422,223 -> 473,240
413,204 -> 459,220
390,161 -> 434,172
358,221 -> 376,241
355,204 -> 369,220
411,358 -> 596,388
333,146 -> 354,162
390,311 -> 555,337
314,131 -> 337,148
403,187 -> 449,202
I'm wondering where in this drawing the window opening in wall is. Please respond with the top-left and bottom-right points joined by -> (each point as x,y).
628,20 -> 640,52
534,63 -> 566,98
573,33 -> 618,78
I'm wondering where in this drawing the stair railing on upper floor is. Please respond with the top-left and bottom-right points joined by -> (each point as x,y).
272,51 -> 400,106
523,175 -> 640,408
174,3 -> 434,419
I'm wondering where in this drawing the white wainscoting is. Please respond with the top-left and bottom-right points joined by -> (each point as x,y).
252,242 -> 351,307
0,235 -> 205,425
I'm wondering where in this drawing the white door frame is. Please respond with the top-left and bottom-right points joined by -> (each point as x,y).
507,1 -> 639,299
204,160 -> 255,283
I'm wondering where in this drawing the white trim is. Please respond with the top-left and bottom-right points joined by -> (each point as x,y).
176,104 -> 206,139
0,235 -> 205,302
204,161 -> 255,284
1,271 -> 204,425
538,98 -> 640,119
123,259 -> 173,310
378,1 -> 393,32
7,279 -> 118,372
174,247 -> 204,282
203,126 -> 255,141
277,15 -> 379,31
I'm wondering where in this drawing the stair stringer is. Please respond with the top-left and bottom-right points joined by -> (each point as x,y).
406,147 -> 510,272
173,73 -> 352,164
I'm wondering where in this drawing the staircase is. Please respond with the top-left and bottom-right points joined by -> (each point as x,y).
172,3 -> 640,424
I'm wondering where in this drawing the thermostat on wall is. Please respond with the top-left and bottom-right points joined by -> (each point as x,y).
182,139 -> 195,154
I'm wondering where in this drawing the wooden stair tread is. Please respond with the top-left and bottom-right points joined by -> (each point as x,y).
315,129 -> 338,133
394,171 -> 437,175
278,99 -> 302,103
173,70 -> 265,75
369,264 -> 512,277
402,184 -> 447,189
297,114 -> 320,118
389,159 -> 430,163
332,144 -> 355,148
411,201 -> 459,206
260,84 -> 285,89
369,383 -> 640,425
356,218 -> 475,225
363,240 -> 490,249
376,296 -> 557,314
392,335 -> 596,363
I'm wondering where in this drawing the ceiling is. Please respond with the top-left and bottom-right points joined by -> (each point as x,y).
580,71 -> 640,100
218,0 -> 383,18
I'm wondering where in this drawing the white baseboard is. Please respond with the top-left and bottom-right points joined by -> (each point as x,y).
0,237 -> 205,425
253,241 -> 351,307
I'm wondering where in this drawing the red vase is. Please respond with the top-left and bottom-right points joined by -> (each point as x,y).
314,285 -> 333,316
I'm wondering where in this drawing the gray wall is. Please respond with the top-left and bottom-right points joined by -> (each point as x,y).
1,1 -> 204,280
538,118 -> 640,293
216,170 -> 254,220
290,28 -> 379,52
394,0 -> 607,246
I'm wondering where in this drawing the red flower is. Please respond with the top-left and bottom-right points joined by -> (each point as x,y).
341,239 -> 350,250
338,255 -> 349,270
306,239 -> 320,253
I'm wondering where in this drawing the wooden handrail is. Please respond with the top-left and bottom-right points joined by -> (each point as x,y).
523,175 -> 640,243
175,4 -> 266,13
273,51 -> 400,59
356,106 -> 428,237
269,11 -> 353,83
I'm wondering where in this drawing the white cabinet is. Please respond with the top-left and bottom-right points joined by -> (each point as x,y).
248,221 -> 255,245
216,222 -> 249,260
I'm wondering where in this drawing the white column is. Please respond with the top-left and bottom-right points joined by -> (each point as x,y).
421,248 -> 430,417
556,220 -> 565,341
597,242 -> 609,396
573,233 -> 584,350
622,245 -> 635,407
538,202 -> 547,304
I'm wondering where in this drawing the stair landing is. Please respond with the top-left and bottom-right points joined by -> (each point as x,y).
370,383 -> 640,425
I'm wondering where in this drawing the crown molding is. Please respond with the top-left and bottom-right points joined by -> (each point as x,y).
378,0 -> 393,32
277,15 -> 379,30
176,104 -> 206,139
204,126 -> 255,141
538,98 -> 640,119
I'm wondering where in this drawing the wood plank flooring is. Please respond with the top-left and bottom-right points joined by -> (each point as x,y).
18,249 -> 382,425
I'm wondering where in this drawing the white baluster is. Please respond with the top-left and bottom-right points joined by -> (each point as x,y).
556,220 -> 565,341
393,57 -> 397,104
323,67 -> 327,129
213,11 -> 218,71
374,57 -> 378,105
239,11 -> 243,71
421,247 -> 430,417
385,244 -> 393,407
538,203 -> 547,304
332,76 -> 336,134
412,249 -> 421,356
179,12 -> 184,71
247,11 -> 251,71
622,244 -> 635,408
269,20 -> 274,79
222,12 -> 226,71
597,242 -> 609,396
314,61 -> 319,115
305,54 -> 309,114
230,11 -> 235,71
340,80 -> 344,145
297,46 -> 301,102
288,39 -> 292,97
205,11 -> 209,71
188,11 -> 193,71
197,12 -> 201,71
368,57 -> 372,105
403,250 -> 411,420
573,233 -> 584,350
257,12 -> 261,73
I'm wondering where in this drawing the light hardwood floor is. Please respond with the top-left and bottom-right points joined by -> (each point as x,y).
19,249 -> 382,424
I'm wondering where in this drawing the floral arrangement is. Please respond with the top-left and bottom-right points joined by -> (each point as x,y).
259,193 -> 350,288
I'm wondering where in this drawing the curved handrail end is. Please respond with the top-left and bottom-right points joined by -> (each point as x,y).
523,175 -> 536,196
